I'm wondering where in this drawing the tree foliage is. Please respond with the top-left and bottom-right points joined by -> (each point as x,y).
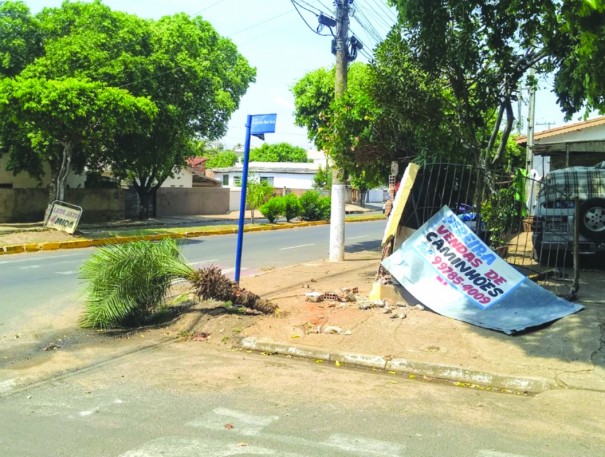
246,177 -> 274,223
80,238 -> 194,329
206,151 -> 239,169
293,63 -> 389,191
249,142 -> 309,163
551,0 -> 605,118
0,76 -> 156,204
313,165 -> 332,190
0,0 -> 255,218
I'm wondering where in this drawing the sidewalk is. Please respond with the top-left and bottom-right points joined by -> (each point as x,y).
236,250 -> 605,394
3,207 -> 603,396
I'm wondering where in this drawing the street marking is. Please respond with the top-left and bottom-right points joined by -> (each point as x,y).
188,259 -> 219,266
0,254 -> 79,265
55,271 -> 76,275
323,433 -> 405,456
18,265 -> 41,270
477,452 -> 529,457
119,437 -> 302,457
0,379 -> 16,394
347,235 -> 368,240
187,407 -> 279,436
76,398 -> 125,419
280,243 -> 314,251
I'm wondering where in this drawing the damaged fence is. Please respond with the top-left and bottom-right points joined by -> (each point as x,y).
387,162 -> 587,299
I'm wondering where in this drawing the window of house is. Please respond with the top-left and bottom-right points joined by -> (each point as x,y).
222,175 -> 229,186
260,176 -> 274,186
234,175 -> 242,187
0,183 -> 13,189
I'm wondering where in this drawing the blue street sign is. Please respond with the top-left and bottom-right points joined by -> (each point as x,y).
250,113 -> 277,135
234,113 -> 277,284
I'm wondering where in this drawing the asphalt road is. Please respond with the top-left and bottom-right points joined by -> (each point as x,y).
1,342 -> 601,457
0,220 -> 384,341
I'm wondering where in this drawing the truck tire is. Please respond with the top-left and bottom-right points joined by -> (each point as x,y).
579,198 -> 605,242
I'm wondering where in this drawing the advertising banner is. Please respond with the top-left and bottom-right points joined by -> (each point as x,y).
44,201 -> 83,234
382,206 -> 583,334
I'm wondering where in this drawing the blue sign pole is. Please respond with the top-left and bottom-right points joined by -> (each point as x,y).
234,115 -> 253,284
234,113 -> 277,284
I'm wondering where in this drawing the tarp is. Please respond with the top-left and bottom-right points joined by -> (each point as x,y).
381,206 -> 584,334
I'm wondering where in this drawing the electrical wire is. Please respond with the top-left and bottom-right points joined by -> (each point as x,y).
290,0 -> 333,36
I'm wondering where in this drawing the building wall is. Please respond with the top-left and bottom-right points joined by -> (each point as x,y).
1,186 -> 230,222
0,188 -> 126,223
0,155 -> 86,189
161,168 -> 193,188
156,187 -> 229,217
215,171 -> 315,190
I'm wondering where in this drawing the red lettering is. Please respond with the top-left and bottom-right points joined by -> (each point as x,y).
485,269 -> 507,285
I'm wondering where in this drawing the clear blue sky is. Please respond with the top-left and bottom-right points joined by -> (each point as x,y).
24,1 -> 578,149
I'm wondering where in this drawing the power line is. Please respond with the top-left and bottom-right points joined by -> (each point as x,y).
229,9 -> 293,36
290,0 -> 333,36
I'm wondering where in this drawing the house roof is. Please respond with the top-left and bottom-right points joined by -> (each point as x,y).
210,161 -> 319,175
516,116 -> 605,145
187,157 -> 207,167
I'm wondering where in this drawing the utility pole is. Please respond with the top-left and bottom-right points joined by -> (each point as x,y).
526,69 -> 536,174
329,0 -> 350,262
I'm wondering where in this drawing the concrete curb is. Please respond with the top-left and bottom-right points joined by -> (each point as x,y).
239,337 -> 559,394
0,215 -> 384,256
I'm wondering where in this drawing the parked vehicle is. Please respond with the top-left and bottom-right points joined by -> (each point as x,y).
532,162 -> 605,263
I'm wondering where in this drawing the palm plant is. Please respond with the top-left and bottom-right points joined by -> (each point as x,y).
80,239 -> 277,329
80,238 -> 194,329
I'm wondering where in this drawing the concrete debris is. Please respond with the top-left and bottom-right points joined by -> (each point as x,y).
305,292 -> 324,302
414,304 -> 425,311
383,306 -> 392,314
344,330 -> 352,335
396,302 -> 407,308
357,299 -> 375,310
312,287 -> 359,303
300,322 -> 321,334
322,325 -> 343,334
390,312 -> 407,319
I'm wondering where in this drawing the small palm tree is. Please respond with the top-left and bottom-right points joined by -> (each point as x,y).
80,238 -> 194,329
80,239 -> 277,329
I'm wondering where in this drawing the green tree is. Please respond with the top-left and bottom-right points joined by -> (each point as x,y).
293,63 -> 392,192
551,1 -> 605,118
249,142 -> 309,162
0,1 -> 255,219
388,0 -> 562,165
313,165 -> 332,190
0,77 -> 157,208
246,177 -> 274,223
99,12 -> 255,218
0,0 -> 42,77
206,151 -> 239,169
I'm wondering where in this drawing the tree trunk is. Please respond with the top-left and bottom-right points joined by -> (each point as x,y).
137,189 -> 151,220
45,142 -> 73,222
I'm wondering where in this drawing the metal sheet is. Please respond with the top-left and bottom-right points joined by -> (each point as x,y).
382,206 -> 584,334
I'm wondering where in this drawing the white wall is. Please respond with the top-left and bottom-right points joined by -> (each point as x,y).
162,168 -> 193,188
0,155 -> 86,190
215,171 -> 315,190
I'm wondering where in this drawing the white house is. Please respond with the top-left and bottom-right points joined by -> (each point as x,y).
517,116 -> 605,178
210,161 -> 320,190
0,154 -> 86,190
208,161 -> 320,210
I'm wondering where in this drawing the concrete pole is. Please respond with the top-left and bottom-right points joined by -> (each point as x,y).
329,0 -> 349,262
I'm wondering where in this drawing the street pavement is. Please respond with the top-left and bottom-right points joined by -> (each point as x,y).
1,206 -> 604,396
